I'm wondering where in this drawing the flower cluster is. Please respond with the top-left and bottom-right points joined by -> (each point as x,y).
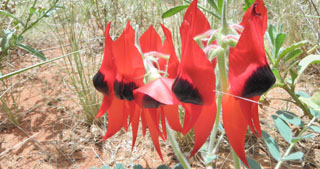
93,0 -> 275,166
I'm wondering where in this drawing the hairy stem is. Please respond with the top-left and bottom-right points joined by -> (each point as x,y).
166,122 -> 192,169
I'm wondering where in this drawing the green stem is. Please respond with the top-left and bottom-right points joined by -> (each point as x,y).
232,149 -> 241,169
274,116 -> 317,169
221,0 -> 229,34
207,93 -> 222,154
282,85 -> 312,118
166,122 -> 191,169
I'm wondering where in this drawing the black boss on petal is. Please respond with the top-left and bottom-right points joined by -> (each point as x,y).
242,65 -> 276,98
93,71 -> 109,95
142,95 -> 162,108
114,80 -> 137,100
172,78 -> 203,105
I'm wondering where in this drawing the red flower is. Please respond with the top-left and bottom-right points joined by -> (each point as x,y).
222,0 -> 275,166
172,0 -> 217,157
93,22 -> 145,140
132,25 -> 181,159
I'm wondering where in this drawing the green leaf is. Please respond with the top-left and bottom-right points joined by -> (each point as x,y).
276,111 -> 304,127
162,5 -> 189,19
218,0 -> 223,14
244,0 -> 255,11
309,126 -> 320,134
272,115 -> 292,143
291,133 -> 314,143
310,108 -> 320,118
262,130 -> 281,161
0,49 -> 81,80
278,40 -> 308,60
132,165 -> 144,169
282,152 -> 304,161
299,92 -> 320,112
288,69 -> 298,85
266,24 -> 276,46
90,167 -> 98,169
0,10 -> 25,26
101,166 -> 111,169
1,29 -> 14,52
296,91 -> 310,98
247,156 -> 262,169
207,0 -> 219,11
16,43 -> 46,60
173,164 -> 184,169
284,49 -> 303,62
271,68 -> 282,82
29,7 -> 37,15
275,33 -> 286,57
156,165 -> 169,169
296,55 -> 320,84
114,163 -> 126,169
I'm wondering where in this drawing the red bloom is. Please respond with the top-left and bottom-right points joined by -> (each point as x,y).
93,22 -> 145,140
172,0 -> 217,157
222,0 -> 275,166
132,25 -> 181,159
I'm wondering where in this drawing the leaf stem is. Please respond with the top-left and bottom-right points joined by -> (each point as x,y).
166,122 -> 192,169
274,116 -> 317,169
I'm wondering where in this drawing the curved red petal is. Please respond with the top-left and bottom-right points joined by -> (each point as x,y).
143,109 -> 163,160
181,103 -> 202,134
251,96 -> 262,136
190,102 -> 216,157
163,105 -> 182,132
131,106 -> 141,150
173,39 -> 216,105
229,0 -> 274,98
161,24 -> 179,78
102,98 -> 125,140
113,22 -> 145,86
222,93 -> 249,167
134,77 -> 178,107
140,25 -> 162,53
96,95 -> 113,118
160,109 -> 167,140
238,98 -> 257,137
93,23 -> 116,96
180,0 -> 210,51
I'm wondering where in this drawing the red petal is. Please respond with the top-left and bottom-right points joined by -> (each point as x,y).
180,0 -> 210,52
141,110 -> 147,136
163,105 -> 182,132
161,24 -> 179,78
181,103 -> 202,134
251,96 -> 262,136
160,108 -> 167,140
190,102 -> 216,157
96,95 -> 113,118
102,98 -> 125,140
222,92 -> 249,167
174,38 -> 216,105
143,109 -> 163,160
134,77 -> 178,106
229,0 -> 271,97
140,25 -> 162,53
131,106 -> 141,150
113,22 -> 144,86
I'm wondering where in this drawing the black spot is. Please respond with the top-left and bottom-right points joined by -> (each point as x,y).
252,3 -> 261,16
242,66 -> 276,98
172,77 -> 203,105
114,80 -> 137,100
93,71 -> 109,95
142,95 -> 162,108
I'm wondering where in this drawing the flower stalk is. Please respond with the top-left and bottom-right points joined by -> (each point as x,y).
166,122 -> 192,169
